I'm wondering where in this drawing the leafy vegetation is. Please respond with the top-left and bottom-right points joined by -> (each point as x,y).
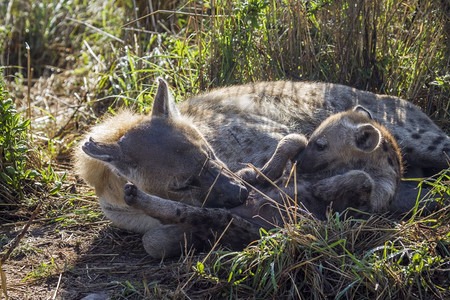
0,73 -> 67,207
0,0 -> 449,299
0,75 -> 32,201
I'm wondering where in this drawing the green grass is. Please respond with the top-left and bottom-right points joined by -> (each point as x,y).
0,81 -> 30,200
200,205 -> 449,299
4,1 -> 447,118
167,171 -> 448,299
175,168 -> 448,299
0,77 -> 68,205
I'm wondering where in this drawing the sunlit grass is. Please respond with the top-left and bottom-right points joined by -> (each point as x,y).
193,170 -> 449,298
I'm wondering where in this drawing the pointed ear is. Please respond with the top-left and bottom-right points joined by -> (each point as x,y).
82,137 -> 121,162
354,124 -> 381,152
151,78 -> 180,118
353,105 -> 373,119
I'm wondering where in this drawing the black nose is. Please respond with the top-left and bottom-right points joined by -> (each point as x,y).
224,182 -> 248,208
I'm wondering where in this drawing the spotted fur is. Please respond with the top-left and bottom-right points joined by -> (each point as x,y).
74,80 -> 448,258
122,107 -> 404,256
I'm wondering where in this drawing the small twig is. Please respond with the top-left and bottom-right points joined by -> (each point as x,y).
1,200 -> 42,263
52,273 -> 63,300
50,106 -> 80,140
25,42 -> 32,123
83,40 -> 106,70
121,9 -> 229,28
122,27 -> 159,35
147,0 -> 157,30
246,163 -> 293,204
0,258 -> 8,299
201,165 -> 222,207
293,163 -> 298,222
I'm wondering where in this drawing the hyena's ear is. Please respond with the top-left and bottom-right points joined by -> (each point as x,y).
353,105 -> 373,119
151,78 -> 180,118
82,137 -> 121,162
354,124 -> 382,152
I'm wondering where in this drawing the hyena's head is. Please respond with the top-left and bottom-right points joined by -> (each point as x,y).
82,79 -> 248,208
297,106 -> 401,175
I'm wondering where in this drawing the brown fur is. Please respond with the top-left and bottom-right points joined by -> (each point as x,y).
297,107 -> 403,212
74,79 -> 448,257
182,81 -> 449,174
121,108 -> 403,257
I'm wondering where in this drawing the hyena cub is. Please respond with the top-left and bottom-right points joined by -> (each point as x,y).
296,106 -> 403,213
122,106 -> 403,257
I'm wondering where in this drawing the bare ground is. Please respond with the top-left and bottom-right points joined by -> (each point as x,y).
2,216 -> 211,299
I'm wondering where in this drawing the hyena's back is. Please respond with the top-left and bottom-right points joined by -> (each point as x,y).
182,81 -> 449,173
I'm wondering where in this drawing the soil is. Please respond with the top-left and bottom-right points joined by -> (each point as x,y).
1,216 -> 209,299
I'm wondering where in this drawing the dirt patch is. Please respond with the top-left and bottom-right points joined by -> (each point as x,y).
1,216 -> 211,299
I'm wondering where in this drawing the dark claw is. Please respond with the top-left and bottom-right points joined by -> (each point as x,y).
124,183 -> 138,206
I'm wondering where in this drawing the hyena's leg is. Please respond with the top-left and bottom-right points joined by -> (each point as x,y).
142,224 -> 187,258
312,170 -> 374,213
141,224 -> 223,258
237,134 -> 308,184
391,182 -> 445,217
124,183 -> 261,252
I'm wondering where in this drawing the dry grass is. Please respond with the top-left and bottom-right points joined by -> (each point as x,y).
0,0 -> 449,299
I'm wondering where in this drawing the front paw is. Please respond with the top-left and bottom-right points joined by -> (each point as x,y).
124,183 -> 138,206
257,164 -> 281,183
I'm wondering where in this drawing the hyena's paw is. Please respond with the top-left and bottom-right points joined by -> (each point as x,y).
341,170 -> 374,198
235,167 -> 259,184
124,182 -> 139,206
312,170 -> 374,201
257,134 -> 308,182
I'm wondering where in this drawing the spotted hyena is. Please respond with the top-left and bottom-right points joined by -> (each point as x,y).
74,79 -> 448,257
121,106 -> 404,257
76,80 -> 405,257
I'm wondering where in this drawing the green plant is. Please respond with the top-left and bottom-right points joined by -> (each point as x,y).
1,0 -> 449,298
93,31 -> 206,113
23,258 -> 57,281
205,0 -> 449,118
0,75 -> 65,204
191,171 -> 450,299
87,0 -> 448,123
0,75 -> 32,201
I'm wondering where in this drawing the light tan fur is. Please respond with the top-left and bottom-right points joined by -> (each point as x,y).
73,111 -> 161,232
74,110 -> 147,203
